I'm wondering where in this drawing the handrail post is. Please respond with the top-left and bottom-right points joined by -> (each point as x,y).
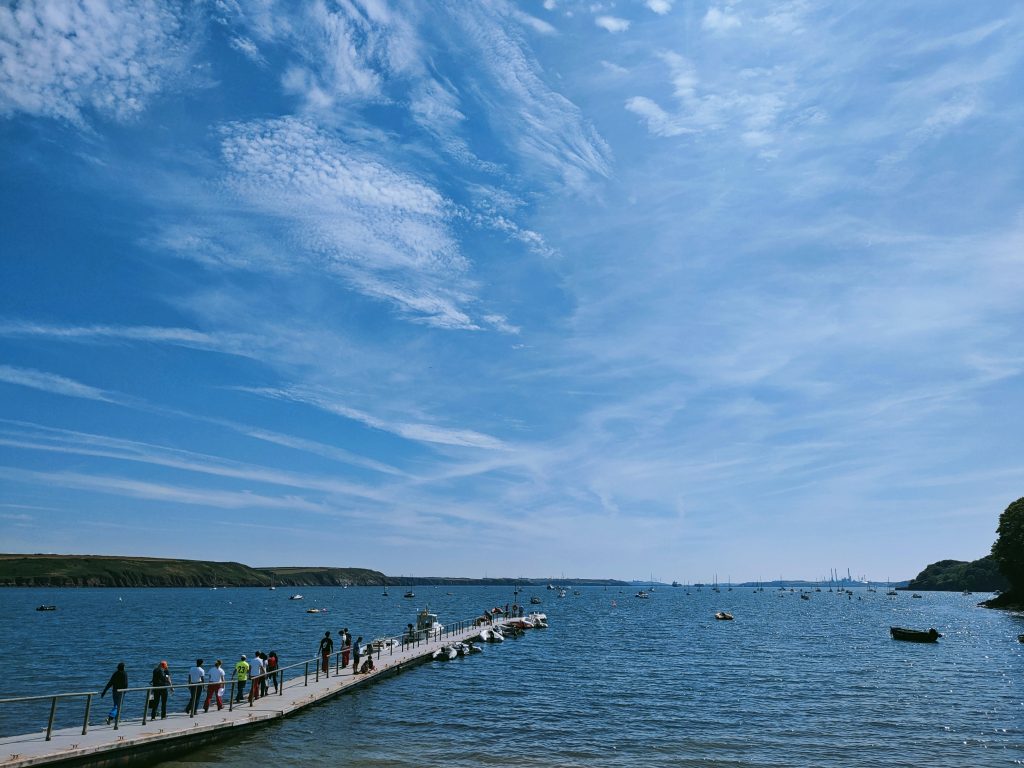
228,680 -> 234,712
335,651 -> 340,675
46,696 -> 57,741
315,660 -> 319,683
82,693 -> 92,735
304,662 -> 309,686
279,667 -> 284,696
142,686 -> 150,725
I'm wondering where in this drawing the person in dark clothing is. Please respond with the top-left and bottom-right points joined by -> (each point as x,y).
318,631 -> 333,675
266,651 -> 279,693
149,661 -> 173,719
101,663 -> 128,724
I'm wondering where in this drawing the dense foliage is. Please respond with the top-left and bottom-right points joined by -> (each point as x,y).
905,556 -> 1008,592
990,496 -> 1024,595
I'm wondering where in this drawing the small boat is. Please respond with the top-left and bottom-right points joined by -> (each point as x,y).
635,590 -> 650,599
714,611 -> 734,621
557,588 -> 567,598
890,626 -> 941,643
306,607 -> 328,614
529,596 -> 541,604
911,593 -> 923,598
36,605 -> 57,612
403,591 -> 415,599
371,637 -> 398,651
527,612 -> 548,628
432,645 -> 457,660
289,594 -> 303,600
454,641 -> 482,656
1018,634 -> 1024,643
800,593 -> 810,600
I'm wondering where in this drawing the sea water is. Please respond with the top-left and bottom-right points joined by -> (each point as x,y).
2,586 -> 1021,767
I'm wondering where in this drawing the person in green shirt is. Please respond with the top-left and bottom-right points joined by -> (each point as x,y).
233,654 -> 250,702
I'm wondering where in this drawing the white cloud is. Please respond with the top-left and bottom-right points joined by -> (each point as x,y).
217,117 -> 479,329
0,365 -> 113,402
0,0 -> 187,124
702,7 -> 741,32
229,35 -> 265,65
244,386 -> 507,451
596,16 -> 630,34
646,0 -> 673,14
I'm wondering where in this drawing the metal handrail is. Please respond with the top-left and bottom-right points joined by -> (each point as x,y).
0,610 -> 501,741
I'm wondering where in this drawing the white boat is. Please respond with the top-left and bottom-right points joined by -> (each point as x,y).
477,627 -> 504,643
454,641 -> 481,656
635,590 -> 650,599
527,612 -> 548,628
289,594 -> 303,600
415,606 -> 444,639
529,596 -> 542,604
558,588 -> 567,598
432,645 -> 458,660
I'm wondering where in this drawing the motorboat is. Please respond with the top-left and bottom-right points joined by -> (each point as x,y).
890,626 -> 941,643
529,596 -> 542,604
911,593 -> 923,598
454,641 -> 482,656
505,618 -> 535,630
289,594 -> 303,600
306,607 -> 327,614
432,645 -> 458,660
558,589 -> 567,598
1018,634 -> 1024,643
635,590 -> 650,599
477,627 -> 504,643
714,611 -> 734,620
527,612 -> 548,628
415,606 -> 444,639
403,591 -> 415,599
35,605 -> 57,611
800,593 -> 810,600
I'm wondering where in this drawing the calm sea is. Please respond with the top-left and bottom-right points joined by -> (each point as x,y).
2,585 -> 1021,767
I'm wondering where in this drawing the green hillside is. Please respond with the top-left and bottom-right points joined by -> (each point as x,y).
904,556 -> 1008,592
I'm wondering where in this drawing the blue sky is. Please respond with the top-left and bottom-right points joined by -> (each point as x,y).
1,0 -> 1022,582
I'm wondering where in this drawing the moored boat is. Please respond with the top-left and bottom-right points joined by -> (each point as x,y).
714,611 -> 734,620
527,611 -> 548,628
36,605 -> 57,611
890,626 -> 941,643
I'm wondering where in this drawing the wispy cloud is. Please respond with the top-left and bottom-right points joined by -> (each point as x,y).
242,386 -> 506,450
0,365 -> 114,402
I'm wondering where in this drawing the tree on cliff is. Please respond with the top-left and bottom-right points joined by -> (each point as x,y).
990,496 -> 1024,596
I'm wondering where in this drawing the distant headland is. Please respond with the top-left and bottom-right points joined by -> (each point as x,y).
0,554 -> 629,588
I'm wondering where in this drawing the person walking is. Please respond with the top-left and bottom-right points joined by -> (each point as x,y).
232,655 -> 250,702
351,636 -> 362,674
266,651 -> 279,693
203,659 -> 226,712
185,659 -> 205,714
341,629 -> 351,668
258,652 -> 269,697
248,651 -> 265,704
318,631 -> 333,675
101,662 -> 127,724
149,660 -> 172,720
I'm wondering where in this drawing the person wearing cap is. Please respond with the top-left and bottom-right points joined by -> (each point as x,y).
233,654 -> 250,703
149,660 -> 173,720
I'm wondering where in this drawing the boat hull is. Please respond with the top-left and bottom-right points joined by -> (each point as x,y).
890,626 -> 940,643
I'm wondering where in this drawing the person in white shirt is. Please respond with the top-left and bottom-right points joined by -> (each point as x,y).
186,659 -> 205,714
248,652 -> 265,704
203,659 -> 226,712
